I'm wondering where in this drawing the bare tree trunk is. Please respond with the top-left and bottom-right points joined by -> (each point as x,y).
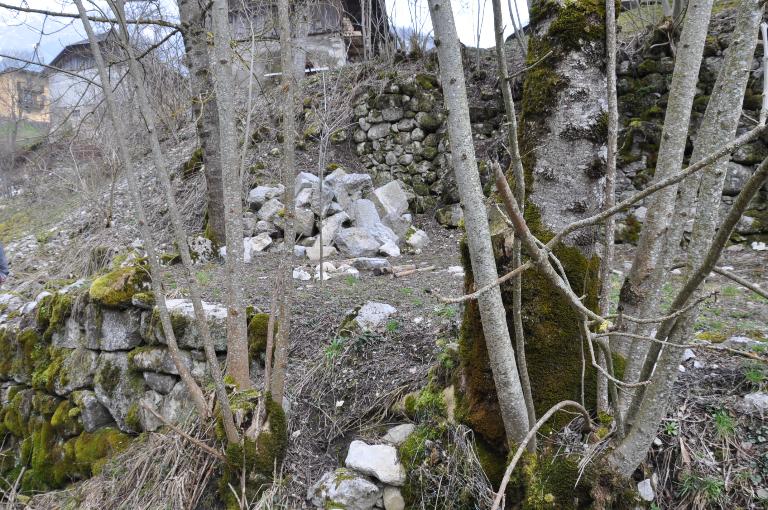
491,0 -> 536,436
109,0 -> 241,444
624,0 -> 764,428
597,0 -> 619,414
428,0 -> 530,446
210,0 -> 251,388
616,0 -> 714,406
609,152 -> 768,476
270,0 -> 298,406
178,0 -> 226,246
71,0 -> 210,420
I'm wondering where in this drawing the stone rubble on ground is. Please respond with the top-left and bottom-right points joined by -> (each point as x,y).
307,468 -> 381,510
353,302 -> 397,331
247,171 -> 428,262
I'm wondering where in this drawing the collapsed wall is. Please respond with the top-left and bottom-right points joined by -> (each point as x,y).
0,262 -> 268,492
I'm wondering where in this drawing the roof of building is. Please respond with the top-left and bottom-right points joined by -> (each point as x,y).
48,30 -> 114,69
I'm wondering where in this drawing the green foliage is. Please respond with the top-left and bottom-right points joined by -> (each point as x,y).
181,147 -> 204,178
324,336 -> 345,362
712,409 -> 736,439
663,420 -> 679,437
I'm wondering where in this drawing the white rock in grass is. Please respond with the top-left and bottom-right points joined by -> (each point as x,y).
744,392 -> 768,412
293,267 -> 311,281
345,440 -> 406,486
355,302 -> 397,331
382,423 -> 415,445
682,348 -> 696,362
637,479 -> 654,501
383,487 -> 405,510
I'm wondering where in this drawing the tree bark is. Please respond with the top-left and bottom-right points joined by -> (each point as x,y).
428,0 -> 530,447
269,0 -> 298,407
210,0 -> 251,388
616,0 -> 714,403
491,0 -> 536,437
178,0 -> 226,246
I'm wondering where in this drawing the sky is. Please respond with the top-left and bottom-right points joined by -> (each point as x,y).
0,0 -> 530,67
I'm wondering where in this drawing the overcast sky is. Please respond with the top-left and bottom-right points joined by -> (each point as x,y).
0,0 -> 529,66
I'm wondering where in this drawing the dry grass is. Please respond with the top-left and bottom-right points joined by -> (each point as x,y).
22,417 -> 221,510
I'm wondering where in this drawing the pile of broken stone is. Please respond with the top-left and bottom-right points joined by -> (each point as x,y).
242,169 -> 430,264
308,424 -> 415,510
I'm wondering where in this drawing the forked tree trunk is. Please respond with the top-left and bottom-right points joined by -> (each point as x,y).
428,0 -> 530,447
209,0 -> 251,388
178,0 -> 226,246
608,0 -> 764,473
616,0 -> 714,407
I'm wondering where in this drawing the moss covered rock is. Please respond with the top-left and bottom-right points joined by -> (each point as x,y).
89,265 -> 150,308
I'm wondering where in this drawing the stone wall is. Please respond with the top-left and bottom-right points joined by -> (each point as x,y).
351,72 -> 504,217
615,13 -> 768,242
0,262 -> 250,492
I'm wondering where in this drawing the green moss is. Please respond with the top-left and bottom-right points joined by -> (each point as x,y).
521,453 -> 592,509
414,73 -> 438,90
219,396 -> 288,509
42,294 -> 73,342
31,347 -> 67,392
73,427 -> 131,477
89,265 -> 149,308
12,328 -> 41,380
51,400 -> 83,437
31,391 -> 59,416
125,402 -> 141,432
35,294 -> 54,332
94,360 -> 122,398
547,0 -> 605,50
182,147 -> 204,178
131,292 -> 155,308
247,313 -> 275,358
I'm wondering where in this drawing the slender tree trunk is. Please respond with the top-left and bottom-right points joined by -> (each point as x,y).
210,0 -> 251,388
491,0 -> 535,437
177,0 -> 226,246
598,0 -> 619,414
71,0 -> 210,420
110,0 -> 241,444
609,152 -> 768,476
616,0 -> 714,407
428,0 -> 530,446
624,0 -> 764,428
270,0 -> 298,406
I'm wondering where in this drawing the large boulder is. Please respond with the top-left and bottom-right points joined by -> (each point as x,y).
345,440 -> 406,486
307,468 -> 381,510
335,228 -> 381,257
320,211 -> 351,242
327,172 -> 374,210
350,199 -> 381,229
257,198 -> 285,223
372,181 -> 410,218
723,162 -> 753,196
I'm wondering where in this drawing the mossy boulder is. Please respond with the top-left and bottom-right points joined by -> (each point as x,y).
89,265 -> 150,308
247,312 -> 275,359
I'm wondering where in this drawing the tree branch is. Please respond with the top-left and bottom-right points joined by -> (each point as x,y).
0,1 -> 180,28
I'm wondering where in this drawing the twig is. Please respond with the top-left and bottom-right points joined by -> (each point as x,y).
141,403 -> 227,461
394,265 -> 435,277
437,261 -> 532,303
491,400 -> 592,510
712,266 -> 768,300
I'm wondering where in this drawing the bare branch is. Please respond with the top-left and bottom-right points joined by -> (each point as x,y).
0,1 -> 180,28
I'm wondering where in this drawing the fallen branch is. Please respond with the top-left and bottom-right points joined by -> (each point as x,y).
394,265 -> 435,277
491,400 -> 592,510
712,266 -> 768,300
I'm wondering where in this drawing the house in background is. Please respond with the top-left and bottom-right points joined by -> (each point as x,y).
46,30 -> 127,131
0,66 -> 49,152
229,0 -> 388,84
